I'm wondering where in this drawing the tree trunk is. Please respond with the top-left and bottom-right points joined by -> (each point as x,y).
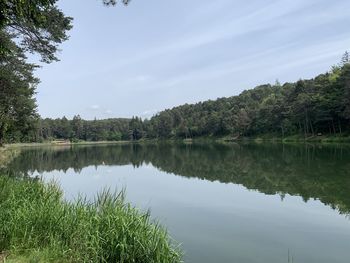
331,119 -> 336,135
0,123 -> 4,147
338,119 -> 342,134
310,120 -> 314,136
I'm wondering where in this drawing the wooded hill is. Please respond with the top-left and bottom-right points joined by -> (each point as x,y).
142,59 -> 350,140
2,58 -> 350,143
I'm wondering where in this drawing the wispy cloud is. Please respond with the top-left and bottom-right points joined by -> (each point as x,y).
37,0 -> 350,119
90,105 -> 100,110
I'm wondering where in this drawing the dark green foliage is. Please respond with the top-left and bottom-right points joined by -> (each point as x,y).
0,31 -> 39,145
143,60 -> 350,140
39,116 -> 131,142
128,116 -> 145,140
0,175 -> 182,262
0,0 -> 73,62
0,0 -> 72,145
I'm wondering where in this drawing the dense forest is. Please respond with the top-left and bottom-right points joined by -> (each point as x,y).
147,59 -> 350,140
2,57 -> 350,143
39,117 -> 130,142
0,2 -> 349,144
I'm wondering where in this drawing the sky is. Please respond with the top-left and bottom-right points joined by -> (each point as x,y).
35,0 -> 350,120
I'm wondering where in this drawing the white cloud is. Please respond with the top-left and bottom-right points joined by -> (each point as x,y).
90,105 -> 100,110
37,0 -> 350,119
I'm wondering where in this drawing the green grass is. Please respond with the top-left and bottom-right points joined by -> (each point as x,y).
282,134 -> 350,143
0,176 -> 182,263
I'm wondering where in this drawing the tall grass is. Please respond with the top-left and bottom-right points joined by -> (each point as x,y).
0,176 -> 182,263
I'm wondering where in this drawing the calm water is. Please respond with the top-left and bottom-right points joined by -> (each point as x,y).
5,143 -> 350,263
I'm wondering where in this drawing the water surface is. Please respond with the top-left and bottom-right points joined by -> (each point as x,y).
5,143 -> 350,263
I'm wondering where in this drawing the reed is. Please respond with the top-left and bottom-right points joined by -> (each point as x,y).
0,176 -> 182,263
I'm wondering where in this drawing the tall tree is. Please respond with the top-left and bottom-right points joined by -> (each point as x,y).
0,31 -> 38,145
0,0 -> 72,145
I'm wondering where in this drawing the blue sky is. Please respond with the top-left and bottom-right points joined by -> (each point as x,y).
36,0 -> 350,119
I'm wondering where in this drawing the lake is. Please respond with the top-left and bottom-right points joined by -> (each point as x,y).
5,142 -> 350,263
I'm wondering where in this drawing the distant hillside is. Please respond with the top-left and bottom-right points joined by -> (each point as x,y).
38,117 -> 131,142
139,61 -> 350,140
2,60 -> 349,143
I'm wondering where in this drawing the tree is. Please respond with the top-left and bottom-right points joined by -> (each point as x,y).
0,31 -> 39,145
341,51 -> 349,66
1,0 -> 73,62
339,64 -> 350,121
103,0 -> 131,6
236,109 -> 251,136
72,115 -> 83,140
129,117 -> 144,140
157,112 -> 173,138
0,0 -> 72,145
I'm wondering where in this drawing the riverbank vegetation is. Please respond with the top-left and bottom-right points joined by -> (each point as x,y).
0,175 -> 181,263
0,147 -> 181,262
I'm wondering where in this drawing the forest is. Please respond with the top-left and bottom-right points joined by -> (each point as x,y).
0,1 -> 349,144
143,58 -> 350,140
2,57 -> 350,143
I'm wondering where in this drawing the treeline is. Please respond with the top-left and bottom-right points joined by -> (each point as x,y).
39,117 -> 131,142
2,56 -> 350,143
51,58 -> 350,143
143,58 -> 350,139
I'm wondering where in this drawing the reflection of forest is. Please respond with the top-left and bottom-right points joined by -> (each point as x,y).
5,143 -> 350,214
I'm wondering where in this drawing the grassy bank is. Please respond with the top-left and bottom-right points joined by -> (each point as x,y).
209,134 -> 350,144
3,133 -> 350,150
282,134 -> 350,143
0,176 -> 182,263
4,140 -> 132,148
140,134 -> 350,144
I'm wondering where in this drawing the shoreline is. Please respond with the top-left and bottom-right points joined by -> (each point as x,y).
2,134 -> 350,150
3,140 -> 133,148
